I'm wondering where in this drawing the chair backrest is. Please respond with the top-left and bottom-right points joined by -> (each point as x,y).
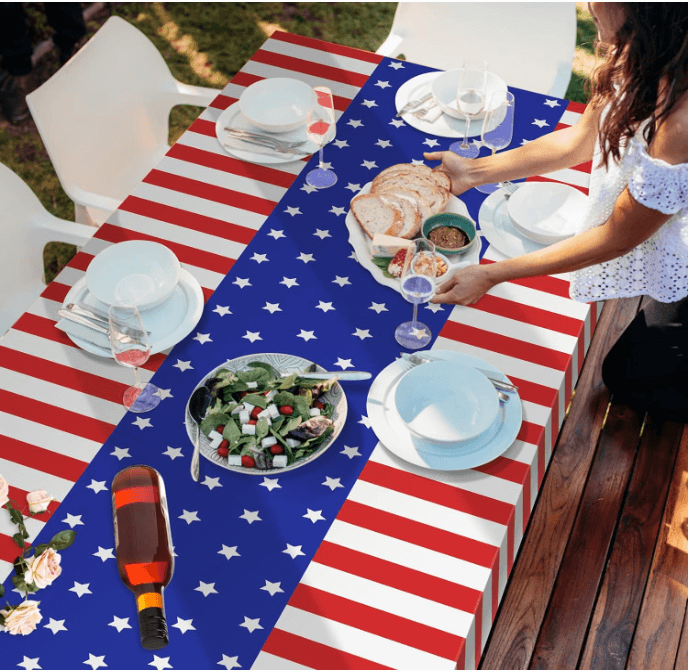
378,2 -> 577,98
25,16 -> 177,207
0,163 -> 92,336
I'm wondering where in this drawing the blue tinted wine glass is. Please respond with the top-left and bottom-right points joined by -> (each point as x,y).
476,91 -> 516,194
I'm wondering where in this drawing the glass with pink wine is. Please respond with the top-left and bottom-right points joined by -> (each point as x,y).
305,85 -> 337,189
109,301 -> 161,413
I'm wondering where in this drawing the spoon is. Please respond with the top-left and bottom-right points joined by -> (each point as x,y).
188,386 -> 212,482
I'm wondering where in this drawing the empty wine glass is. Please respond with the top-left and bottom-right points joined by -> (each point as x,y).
305,85 -> 337,189
476,91 -> 516,194
395,239 -> 437,350
449,60 -> 487,159
109,301 -> 161,413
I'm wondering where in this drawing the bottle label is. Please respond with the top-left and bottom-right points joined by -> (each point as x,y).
114,486 -> 160,508
137,592 -> 163,611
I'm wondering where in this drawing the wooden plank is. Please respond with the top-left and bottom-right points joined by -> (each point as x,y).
580,415 -> 685,669
479,296 -> 643,670
528,402 -> 643,669
627,428 -> 688,670
674,605 -> 688,670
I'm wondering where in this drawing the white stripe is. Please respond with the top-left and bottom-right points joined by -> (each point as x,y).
275,604 -> 458,670
488,282 -> 591,321
559,109 -> 583,126
539,167 -> 590,188
0,559 -> 14,584
0,512 -> 45,544
522,398 -> 553,427
463,618 -> 476,671
0,458 -> 75,501
251,652 -> 312,670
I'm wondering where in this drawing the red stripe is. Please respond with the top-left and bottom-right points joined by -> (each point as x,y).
360,460 -> 513,526
251,48 -> 368,87
94,221 -> 234,276
315,541 -> 482,615
188,118 -> 219,137
567,100 -> 587,114
119,194 -> 256,245
0,533 -> 25,564
517,420 -> 543,447
261,628 -> 392,670
0,389 -> 114,444
290,584 -> 464,662
6,485 -> 60,523
271,29 -> 383,64
143,169 -> 277,217
0,434 -> 87,482
439,319 -> 571,371
337,499 -> 499,568
527,174 -> 589,196
507,375 -> 559,409
167,143 -> 296,190
40,281 -> 70,304
208,93 -> 235,110
479,259 -> 572,298
573,159 -> 593,173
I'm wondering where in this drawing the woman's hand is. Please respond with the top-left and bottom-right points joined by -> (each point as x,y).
423,151 -> 477,195
431,264 -> 496,305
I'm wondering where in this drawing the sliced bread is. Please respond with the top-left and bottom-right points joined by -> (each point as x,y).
430,170 -> 452,192
350,193 -> 403,239
378,192 -> 421,239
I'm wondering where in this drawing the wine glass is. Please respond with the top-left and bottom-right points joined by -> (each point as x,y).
109,301 -> 161,413
449,60 -> 487,159
476,91 -> 516,194
305,85 -> 337,189
395,239 -> 437,350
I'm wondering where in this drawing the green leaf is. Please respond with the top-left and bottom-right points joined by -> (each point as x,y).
0,612 -> 5,625
6,502 -> 25,526
34,544 -> 49,556
11,576 -> 28,592
0,584 -> 4,599
323,403 -> 335,419
12,533 -> 26,549
255,418 -> 270,442
293,396 -> 310,423
49,529 -> 77,550
269,427 -> 290,453
222,420 -> 241,442
279,416 -> 302,436
247,361 -> 279,380
278,373 -> 297,390
273,391 -> 296,407
242,393 -> 267,409
200,412 -> 230,437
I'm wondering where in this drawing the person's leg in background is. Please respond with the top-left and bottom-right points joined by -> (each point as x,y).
43,2 -> 86,66
0,2 -> 33,123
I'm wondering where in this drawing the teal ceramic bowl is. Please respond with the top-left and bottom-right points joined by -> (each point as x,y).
422,213 -> 477,256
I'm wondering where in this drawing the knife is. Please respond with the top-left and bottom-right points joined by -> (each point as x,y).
396,92 -> 433,117
297,371 -> 372,381
64,302 -> 151,335
400,352 -> 518,393
58,309 -> 110,334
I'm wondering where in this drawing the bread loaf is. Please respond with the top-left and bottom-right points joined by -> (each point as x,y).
350,193 -> 403,238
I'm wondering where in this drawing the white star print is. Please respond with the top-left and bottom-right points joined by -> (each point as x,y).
316,301 -> 335,313
300,182 -> 319,194
297,330 -> 317,342
239,616 -> 263,633
259,477 -> 281,491
296,252 -> 315,263
410,326 -> 429,339
361,159 -> 377,170
425,303 -> 445,313
83,654 -> 107,670
334,358 -> 354,370
332,139 -> 350,148
193,333 -> 212,344
329,206 -> 347,216
313,228 -> 331,239
218,545 -> 240,560
217,654 -> 241,670
262,302 -> 281,314
172,617 -> 196,634
532,118 -> 549,128
345,182 -> 362,192
153,388 -> 173,400
194,581 -> 218,597
148,655 -> 172,671
389,118 -> 405,128
178,510 -> 200,524
213,305 -> 232,316
233,277 -> 251,289
352,328 -> 372,340
43,618 -> 67,634
163,446 -> 184,460
358,415 -> 372,429
93,546 -> 115,562
374,80 -> 391,89
544,99 -> 560,108
341,445 -> 362,459
283,543 -> 306,559
333,276 -> 351,287
250,253 -> 268,264
173,360 -> 193,372
322,476 -> 344,491
17,657 -> 41,671
242,331 -> 262,343
303,509 -> 325,523
280,277 -> 299,288
375,139 -> 392,148
520,138 -> 531,146
422,138 -> 440,148
202,476 -> 222,490
69,581 -> 92,597
132,417 -> 153,430
347,119 -> 364,128
239,509 -> 261,524
285,206 -> 302,216
410,158 -> 427,165
361,99 -> 378,108
61,513 -> 84,528
108,615 -> 132,632
267,229 -> 285,239
368,302 -> 388,313
86,480 -> 107,494
389,61 -> 405,69
261,580 -> 284,596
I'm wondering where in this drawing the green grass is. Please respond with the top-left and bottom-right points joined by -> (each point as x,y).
0,2 -> 597,283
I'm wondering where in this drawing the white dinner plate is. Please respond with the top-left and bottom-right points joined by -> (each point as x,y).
62,268 -> 204,357
478,187 -> 550,260
345,182 -> 480,293
215,102 -> 319,165
395,71 -> 507,138
367,351 -> 522,471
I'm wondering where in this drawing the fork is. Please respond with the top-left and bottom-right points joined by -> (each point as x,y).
223,128 -> 306,150
500,182 -> 520,198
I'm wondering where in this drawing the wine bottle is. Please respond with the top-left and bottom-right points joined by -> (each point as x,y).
112,465 -> 174,650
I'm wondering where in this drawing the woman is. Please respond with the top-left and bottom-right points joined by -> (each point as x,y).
424,3 -> 687,420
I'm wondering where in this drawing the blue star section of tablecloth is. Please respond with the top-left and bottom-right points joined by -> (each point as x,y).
0,57 -> 568,671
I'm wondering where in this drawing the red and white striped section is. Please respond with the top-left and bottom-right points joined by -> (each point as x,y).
0,31 -> 380,581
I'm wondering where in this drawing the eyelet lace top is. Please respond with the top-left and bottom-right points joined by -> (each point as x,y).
569,117 -> 688,303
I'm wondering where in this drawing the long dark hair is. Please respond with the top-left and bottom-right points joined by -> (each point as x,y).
588,3 -> 688,168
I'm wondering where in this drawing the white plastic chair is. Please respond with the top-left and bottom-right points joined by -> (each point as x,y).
0,163 -> 94,336
377,2 -> 577,98
26,15 -> 222,227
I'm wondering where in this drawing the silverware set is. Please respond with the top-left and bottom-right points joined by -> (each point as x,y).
223,127 -> 309,155
58,302 -> 150,340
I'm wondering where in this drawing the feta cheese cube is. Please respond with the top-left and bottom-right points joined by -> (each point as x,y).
309,408 -> 321,417
209,434 -> 223,449
238,410 -> 250,425
265,390 -> 276,402
257,408 -> 272,420
272,455 -> 288,468
208,430 -> 223,442
246,381 -> 258,389
227,455 -> 243,466
231,404 -> 244,415
267,404 -> 280,419
285,438 -> 301,449
242,424 -> 256,435
243,402 -> 255,412
261,437 -> 278,448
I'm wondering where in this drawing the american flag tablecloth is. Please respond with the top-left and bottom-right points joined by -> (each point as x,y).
0,31 -> 597,670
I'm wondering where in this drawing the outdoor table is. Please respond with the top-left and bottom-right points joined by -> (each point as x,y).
0,31 -> 597,670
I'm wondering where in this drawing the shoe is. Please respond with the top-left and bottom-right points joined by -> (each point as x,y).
0,73 -> 30,124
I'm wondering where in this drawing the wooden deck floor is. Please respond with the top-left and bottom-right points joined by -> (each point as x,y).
480,296 -> 688,670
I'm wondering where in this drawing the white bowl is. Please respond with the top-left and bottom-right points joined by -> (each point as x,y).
239,78 -> 315,133
431,69 -> 508,120
395,361 -> 499,444
507,182 -> 587,245
86,241 -> 181,311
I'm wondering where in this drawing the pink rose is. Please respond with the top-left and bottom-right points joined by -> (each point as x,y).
0,600 -> 42,635
26,490 -> 53,514
24,548 -> 62,589
0,473 -> 8,508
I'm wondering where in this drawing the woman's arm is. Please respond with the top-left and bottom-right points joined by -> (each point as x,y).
424,101 -> 603,195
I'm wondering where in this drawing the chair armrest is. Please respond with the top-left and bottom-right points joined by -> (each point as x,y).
66,185 -> 122,216
171,80 -> 223,108
375,34 -> 404,56
39,214 -> 95,248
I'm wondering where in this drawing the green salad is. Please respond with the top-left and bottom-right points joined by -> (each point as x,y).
199,361 -> 337,470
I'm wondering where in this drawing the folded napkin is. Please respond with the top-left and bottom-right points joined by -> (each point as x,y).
422,104 -> 443,123
55,317 -> 112,355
